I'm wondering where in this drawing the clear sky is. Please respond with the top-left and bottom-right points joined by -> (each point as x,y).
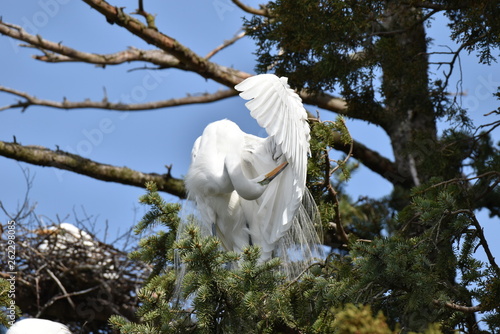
0,1 -> 498,265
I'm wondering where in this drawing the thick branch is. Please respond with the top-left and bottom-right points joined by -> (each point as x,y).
0,86 -> 238,112
0,141 -> 186,198
330,131 -> 402,186
81,0 -> 250,87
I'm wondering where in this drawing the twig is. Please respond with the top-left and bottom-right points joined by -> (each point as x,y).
44,268 -> 76,310
419,171 -> 500,193
285,261 -> 322,288
205,31 -> 246,60
320,118 -> 353,246
453,209 -> 500,277
433,299 -> 482,313
230,0 -> 269,16
35,285 -> 100,318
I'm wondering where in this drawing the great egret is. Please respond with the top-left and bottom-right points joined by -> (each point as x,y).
37,223 -> 95,252
185,74 -> 321,264
6,318 -> 71,334
36,223 -> 118,279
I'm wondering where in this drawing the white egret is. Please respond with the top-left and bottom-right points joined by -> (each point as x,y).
37,223 -> 95,252
36,223 -> 118,279
6,318 -> 71,334
185,74 -> 321,264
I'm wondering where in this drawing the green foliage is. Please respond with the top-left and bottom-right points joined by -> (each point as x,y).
245,0 -> 382,93
129,181 -> 180,277
114,1 -> 500,332
113,179 -> 500,333
331,304 -> 396,334
0,277 -> 19,328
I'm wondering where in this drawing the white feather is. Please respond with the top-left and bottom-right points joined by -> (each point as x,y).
185,74 -> 316,263
7,319 -> 72,334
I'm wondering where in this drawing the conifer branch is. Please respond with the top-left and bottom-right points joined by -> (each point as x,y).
419,171 -> 500,193
459,209 -> 500,277
0,141 -> 186,198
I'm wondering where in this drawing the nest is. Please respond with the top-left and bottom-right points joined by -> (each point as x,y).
0,218 -> 151,334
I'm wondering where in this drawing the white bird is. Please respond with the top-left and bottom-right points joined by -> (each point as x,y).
37,223 -> 95,252
6,318 -> 71,334
36,223 -> 118,279
185,74 -> 319,262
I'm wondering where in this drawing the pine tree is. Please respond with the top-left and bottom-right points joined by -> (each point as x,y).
112,1 -> 499,333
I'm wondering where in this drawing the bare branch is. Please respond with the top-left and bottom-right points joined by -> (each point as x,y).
43,268 -> 76,311
81,0 -> 250,87
419,171 -> 500,193
0,21 -> 186,69
433,299 -> 482,313
328,131 -> 402,186
205,31 -> 247,60
300,90 -> 348,116
231,0 -> 269,16
34,47 -> 183,68
0,141 -> 186,198
0,86 -> 238,112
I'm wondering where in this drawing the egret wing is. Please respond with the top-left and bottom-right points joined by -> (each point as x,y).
235,74 -> 310,257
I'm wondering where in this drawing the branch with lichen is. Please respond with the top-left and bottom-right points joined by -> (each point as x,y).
0,140 -> 186,198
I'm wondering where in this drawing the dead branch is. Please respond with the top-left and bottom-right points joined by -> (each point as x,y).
81,0 -> 250,87
0,85 -> 238,112
0,140 -> 186,198
205,31 -> 247,60
433,299 -> 482,313
34,47 -> 183,68
0,17 -> 353,117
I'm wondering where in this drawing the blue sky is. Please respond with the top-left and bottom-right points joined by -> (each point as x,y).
0,1 -> 498,265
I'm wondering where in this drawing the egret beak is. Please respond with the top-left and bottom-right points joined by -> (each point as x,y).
258,161 -> 289,185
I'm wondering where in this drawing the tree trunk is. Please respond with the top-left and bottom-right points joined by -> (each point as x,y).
379,3 -> 437,196
378,4 -> 478,333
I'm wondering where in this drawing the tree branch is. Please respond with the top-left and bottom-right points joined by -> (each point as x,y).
329,131 -> 401,186
34,47 -> 183,68
0,86 -> 238,112
433,300 -> 482,313
0,141 -> 186,198
81,0 -> 250,87
301,91 -> 348,115
0,21 -> 180,70
205,31 -> 247,60
230,0 -> 269,16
